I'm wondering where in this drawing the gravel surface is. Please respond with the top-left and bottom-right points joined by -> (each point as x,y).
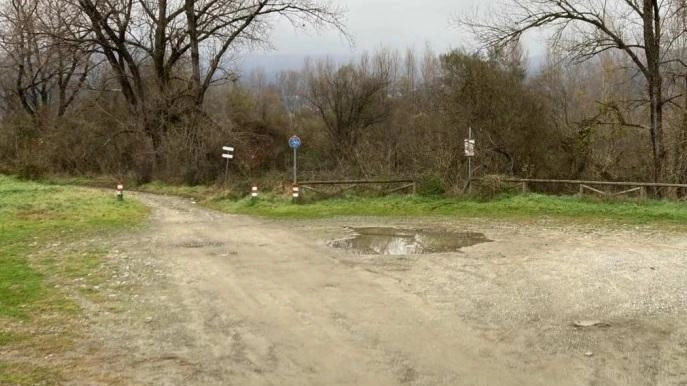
62,193 -> 687,386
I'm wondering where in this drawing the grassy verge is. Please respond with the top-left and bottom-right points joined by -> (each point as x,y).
34,175 -> 687,226
136,180 -> 222,200
0,175 -> 148,385
206,193 -> 687,226
41,175 -> 234,201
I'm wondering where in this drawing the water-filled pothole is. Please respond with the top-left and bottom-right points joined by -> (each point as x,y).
328,227 -> 490,255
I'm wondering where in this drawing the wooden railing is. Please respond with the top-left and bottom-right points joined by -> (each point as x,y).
299,179 -> 416,195
491,178 -> 687,198
298,177 -> 687,198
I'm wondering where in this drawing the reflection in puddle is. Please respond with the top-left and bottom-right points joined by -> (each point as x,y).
328,227 -> 490,255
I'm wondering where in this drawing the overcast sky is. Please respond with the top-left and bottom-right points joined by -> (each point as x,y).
270,0 -> 484,55
242,0 -> 546,72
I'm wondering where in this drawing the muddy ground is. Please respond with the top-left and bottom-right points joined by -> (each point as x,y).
63,193 -> 687,385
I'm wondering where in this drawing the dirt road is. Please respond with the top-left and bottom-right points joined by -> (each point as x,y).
68,193 -> 687,385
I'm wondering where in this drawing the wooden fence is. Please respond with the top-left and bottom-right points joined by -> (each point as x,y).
299,179 -> 416,196
298,177 -> 687,199
492,178 -> 687,198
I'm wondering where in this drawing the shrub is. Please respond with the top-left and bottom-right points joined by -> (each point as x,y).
416,175 -> 446,196
475,174 -> 516,201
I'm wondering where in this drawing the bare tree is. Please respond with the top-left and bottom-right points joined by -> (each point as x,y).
71,0 -> 343,111
662,0 -> 687,186
304,54 -> 392,168
461,0 -> 687,183
440,47 -> 559,178
0,0 -> 92,121
59,0 -> 345,175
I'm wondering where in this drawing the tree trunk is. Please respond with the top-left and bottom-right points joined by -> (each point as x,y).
185,0 -> 202,105
643,0 -> 666,186
673,76 -> 687,197
648,81 -> 665,182
154,0 -> 169,91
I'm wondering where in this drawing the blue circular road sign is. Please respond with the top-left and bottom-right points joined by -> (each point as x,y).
288,135 -> 301,149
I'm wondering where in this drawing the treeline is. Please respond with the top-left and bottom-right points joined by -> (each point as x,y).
0,0 -> 685,194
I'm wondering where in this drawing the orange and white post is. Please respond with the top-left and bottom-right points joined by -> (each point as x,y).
116,183 -> 124,201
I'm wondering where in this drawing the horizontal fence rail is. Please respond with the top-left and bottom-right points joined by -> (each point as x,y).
299,179 -> 415,185
475,177 -> 687,198
498,178 -> 687,189
299,179 -> 416,196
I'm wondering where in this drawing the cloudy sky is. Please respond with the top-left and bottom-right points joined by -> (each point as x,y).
242,0 -> 547,73
243,0 -> 544,72
273,0 -> 484,54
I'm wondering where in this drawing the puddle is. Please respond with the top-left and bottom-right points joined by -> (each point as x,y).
328,227 -> 490,255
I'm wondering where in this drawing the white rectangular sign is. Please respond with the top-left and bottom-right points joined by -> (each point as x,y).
464,139 -> 475,157
222,146 -> 234,152
222,154 -> 234,159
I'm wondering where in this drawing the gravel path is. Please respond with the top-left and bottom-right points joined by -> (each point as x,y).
65,193 -> 687,386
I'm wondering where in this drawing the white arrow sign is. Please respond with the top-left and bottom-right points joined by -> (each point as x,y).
222,154 -> 234,159
223,146 -> 234,152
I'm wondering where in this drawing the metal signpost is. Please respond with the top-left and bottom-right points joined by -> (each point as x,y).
288,135 -> 301,185
464,128 -> 475,194
222,146 -> 234,185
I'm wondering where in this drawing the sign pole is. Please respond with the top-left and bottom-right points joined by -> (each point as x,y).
224,157 -> 230,186
464,128 -> 475,195
468,127 -> 473,194
293,147 -> 298,185
222,146 -> 234,186
288,135 -> 301,185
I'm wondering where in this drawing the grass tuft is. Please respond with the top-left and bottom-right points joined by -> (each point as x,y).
0,362 -> 62,386
0,331 -> 25,346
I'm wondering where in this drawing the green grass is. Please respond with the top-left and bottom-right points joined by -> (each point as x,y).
137,180 -> 221,200
38,175 -> 687,226
0,331 -> 25,346
0,362 -> 62,386
0,175 -> 147,316
207,193 -> 687,225
0,175 -> 147,319
39,175 -> 234,201
0,175 -> 148,384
